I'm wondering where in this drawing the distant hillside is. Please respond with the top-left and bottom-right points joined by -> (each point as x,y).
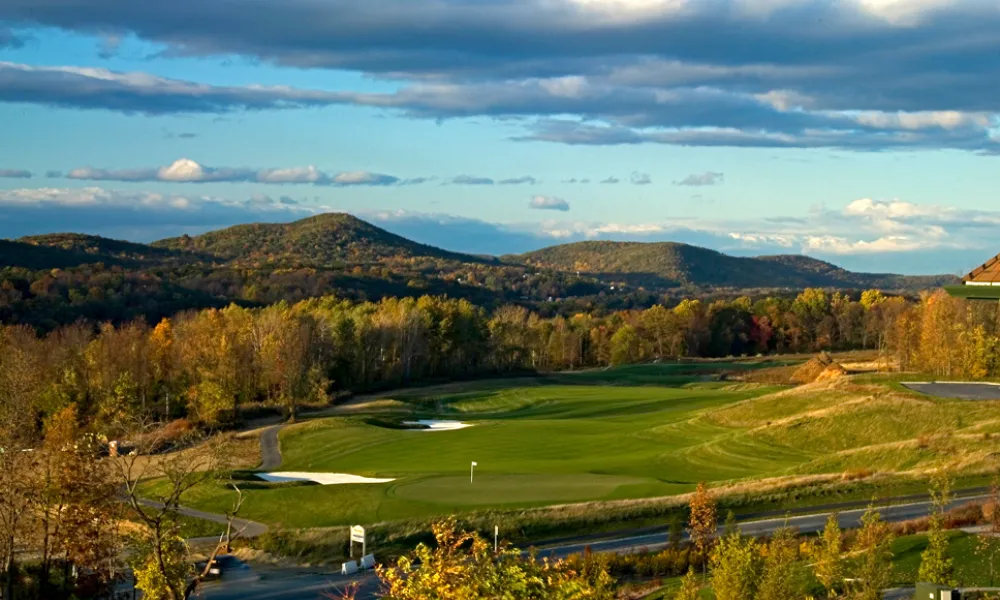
154,213 -> 487,266
513,241 -> 955,290
0,239 -> 98,270
754,254 -> 957,290
17,233 -> 194,267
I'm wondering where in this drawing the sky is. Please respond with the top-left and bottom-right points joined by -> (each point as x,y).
1,0 -> 1000,275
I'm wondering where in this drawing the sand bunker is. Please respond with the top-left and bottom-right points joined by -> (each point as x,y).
403,420 -> 474,432
257,472 -> 395,486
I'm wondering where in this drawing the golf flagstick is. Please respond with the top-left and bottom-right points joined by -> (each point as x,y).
471,461 -> 477,483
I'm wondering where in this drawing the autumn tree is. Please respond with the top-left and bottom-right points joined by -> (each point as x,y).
688,482 -> 718,575
674,567 -> 701,600
851,505 -> 894,600
758,526 -> 807,600
977,480 -> 1000,586
375,519 -> 614,600
117,425 -> 247,600
32,404 -> 121,596
812,513 -> 844,598
709,526 -> 761,600
919,470 -> 955,586
0,325 -> 44,599
609,324 -> 641,366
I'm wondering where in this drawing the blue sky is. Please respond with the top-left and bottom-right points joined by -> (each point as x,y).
2,1 -> 1000,275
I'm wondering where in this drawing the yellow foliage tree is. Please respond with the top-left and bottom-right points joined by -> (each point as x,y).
375,519 -> 614,600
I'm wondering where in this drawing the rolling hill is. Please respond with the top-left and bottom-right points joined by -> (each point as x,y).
153,213 -> 488,266
512,241 -> 956,290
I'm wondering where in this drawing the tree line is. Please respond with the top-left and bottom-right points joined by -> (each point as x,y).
3,288 -> 999,433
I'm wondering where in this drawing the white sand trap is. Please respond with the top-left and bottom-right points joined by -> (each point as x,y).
403,420 -> 474,432
258,472 -> 395,486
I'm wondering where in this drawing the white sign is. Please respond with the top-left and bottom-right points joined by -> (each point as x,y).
350,525 -> 365,545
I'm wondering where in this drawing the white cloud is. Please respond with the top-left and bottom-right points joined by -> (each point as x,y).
64,158 -> 407,187
529,195 -> 571,211
331,171 -> 400,186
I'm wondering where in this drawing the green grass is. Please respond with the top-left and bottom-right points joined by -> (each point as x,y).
143,362 -> 1000,536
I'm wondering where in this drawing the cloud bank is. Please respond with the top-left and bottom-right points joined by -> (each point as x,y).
63,158 -> 407,187
1,1 -> 999,151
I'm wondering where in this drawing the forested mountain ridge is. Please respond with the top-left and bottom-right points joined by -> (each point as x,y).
153,213 -> 490,266
2,213 -> 956,331
513,241 -> 956,290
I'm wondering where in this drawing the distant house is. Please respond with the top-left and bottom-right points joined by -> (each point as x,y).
947,253 -> 1000,300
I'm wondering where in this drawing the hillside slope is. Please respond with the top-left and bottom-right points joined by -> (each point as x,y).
17,233 -> 196,267
513,241 -> 954,290
154,213 -> 487,266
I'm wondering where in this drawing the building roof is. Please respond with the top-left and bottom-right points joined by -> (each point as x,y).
964,253 -> 1000,284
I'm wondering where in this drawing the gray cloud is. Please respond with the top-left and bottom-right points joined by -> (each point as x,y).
630,172 -> 652,186
528,195 -> 570,212
600,177 -> 620,185
63,158 -> 408,187
676,172 -> 725,187
0,27 -> 27,49
0,169 -> 31,179
448,175 -> 495,186
499,176 -> 539,185
0,62 -> 354,115
2,1 -> 1000,151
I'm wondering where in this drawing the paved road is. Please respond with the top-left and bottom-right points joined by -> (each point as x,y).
537,494 -> 987,558
903,381 -> 1000,401
198,494 -> 988,599
137,498 -> 269,541
258,425 -> 284,471
198,569 -> 380,600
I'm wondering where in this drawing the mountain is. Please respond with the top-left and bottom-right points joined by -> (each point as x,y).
512,241 -> 956,290
154,213 -> 487,266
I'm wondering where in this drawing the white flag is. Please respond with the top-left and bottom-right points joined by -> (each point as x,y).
471,461 -> 478,466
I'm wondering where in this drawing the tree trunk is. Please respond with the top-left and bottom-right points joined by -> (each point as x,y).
4,540 -> 14,600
